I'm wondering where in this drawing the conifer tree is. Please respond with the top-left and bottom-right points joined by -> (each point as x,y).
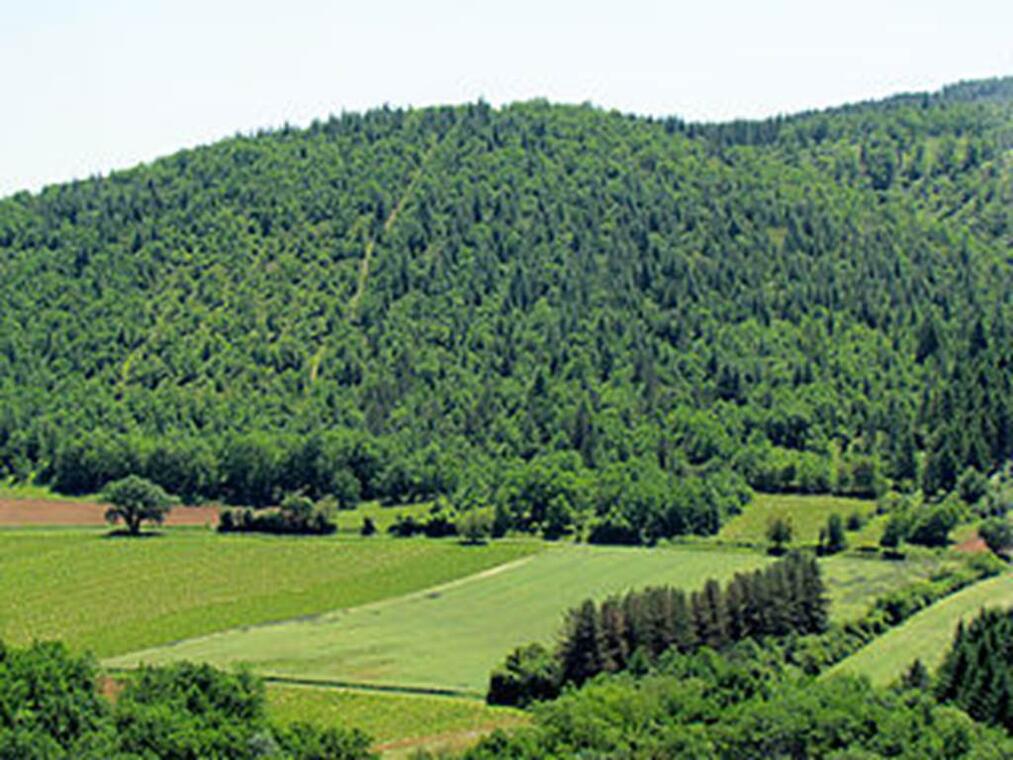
599,598 -> 628,672
559,599 -> 606,686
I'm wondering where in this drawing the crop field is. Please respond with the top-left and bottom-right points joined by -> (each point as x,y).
716,493 -> 884,547
825,571 -> 1013,685
0,529 -> 536,657
108,544 -> 943,694
266,685 -> 527,757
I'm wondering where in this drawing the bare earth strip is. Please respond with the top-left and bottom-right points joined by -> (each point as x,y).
0,499 -> 219,527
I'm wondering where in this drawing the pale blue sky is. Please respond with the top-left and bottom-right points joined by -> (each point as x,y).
2,0 -> 1010,196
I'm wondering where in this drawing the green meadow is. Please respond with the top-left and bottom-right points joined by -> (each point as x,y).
266,685 -> 527,757
825,571 -> 1013,685
0,529 -> 536,657
717,492 -> 885,547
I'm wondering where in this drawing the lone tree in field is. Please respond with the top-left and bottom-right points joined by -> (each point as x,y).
102,476 -> 175,535
766,515 -> 793,555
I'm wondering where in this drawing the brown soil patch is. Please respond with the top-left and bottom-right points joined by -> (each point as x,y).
97,675 -> 126,703
0,499 -> 219,527
954,533 -> 989,554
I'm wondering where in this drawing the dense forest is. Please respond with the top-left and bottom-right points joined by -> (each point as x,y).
0,641 -> 370,758
0,77 -> 1010,539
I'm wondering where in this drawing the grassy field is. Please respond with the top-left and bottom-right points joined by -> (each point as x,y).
109,544 -> 771,692
332,500 -> 435,534
825,571 -> 1013,685
267,685 -> 527,757
108,544 -> 944,694
0,529 -> 537,657
821,554 -> 948,621
0,481 -> 97,502
717,493 -> 884,548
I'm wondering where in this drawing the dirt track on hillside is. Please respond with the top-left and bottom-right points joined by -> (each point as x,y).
0,499 -> 219,527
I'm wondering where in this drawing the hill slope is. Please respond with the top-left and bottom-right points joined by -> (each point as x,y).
0,78 -> 1010,537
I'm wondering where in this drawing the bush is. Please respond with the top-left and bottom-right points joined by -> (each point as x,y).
978,517 -> 1012,557
218,493 -> 336,536
907,497 -> 962,547
487,644 -> 561,707
766,515 -> 793,554
459,508 -> 494,544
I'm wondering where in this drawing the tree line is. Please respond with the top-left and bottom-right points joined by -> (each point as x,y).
0,640 -> 372,758
489,552 -> 828,705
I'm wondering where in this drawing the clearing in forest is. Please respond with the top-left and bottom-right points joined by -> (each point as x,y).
717,493 -> 884,547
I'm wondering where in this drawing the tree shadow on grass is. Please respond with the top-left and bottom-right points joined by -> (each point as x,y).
102,529 -> 165,539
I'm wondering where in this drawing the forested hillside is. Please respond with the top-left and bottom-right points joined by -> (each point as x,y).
0,77 -> 1010,538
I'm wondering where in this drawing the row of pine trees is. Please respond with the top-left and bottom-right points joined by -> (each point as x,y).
558,552 -> 830,686
935,607 -> 1012,731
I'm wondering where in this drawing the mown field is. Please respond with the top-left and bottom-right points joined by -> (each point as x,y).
825,571 -> 1013,685
716,493 -> 885,547
266,685 -> 527,758
108,544 -> 945,694
0,529 -> 537,656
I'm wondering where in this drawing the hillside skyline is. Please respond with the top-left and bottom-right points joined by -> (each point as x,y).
3,0 -> 1011,195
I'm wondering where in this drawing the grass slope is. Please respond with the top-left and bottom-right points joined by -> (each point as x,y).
267,685 -> 527,758
825,571 -> 1013,685
0,529 -> 536,657
108,545 -> 943,694
717,493 -> 883,547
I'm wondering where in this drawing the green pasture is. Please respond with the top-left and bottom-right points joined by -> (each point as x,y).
332,500 -> 434,534
717,493 -> 884,547
0,529 -> 536,657
109,544 -> 941,694
0,481 -> 97,502
825,571 -> 1013,685
266,685 -> 527,757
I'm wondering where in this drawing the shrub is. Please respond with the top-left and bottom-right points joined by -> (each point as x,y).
978,517 -> 1012,557
460,508 -> 494,544
487,644 -> 561,707
217,493 -> 336,535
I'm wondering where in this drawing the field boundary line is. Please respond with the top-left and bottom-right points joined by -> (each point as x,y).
261,674 -> 483,700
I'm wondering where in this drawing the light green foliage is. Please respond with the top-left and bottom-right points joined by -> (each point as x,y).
826,571 -> 1013,684
0,529 -> 536,656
